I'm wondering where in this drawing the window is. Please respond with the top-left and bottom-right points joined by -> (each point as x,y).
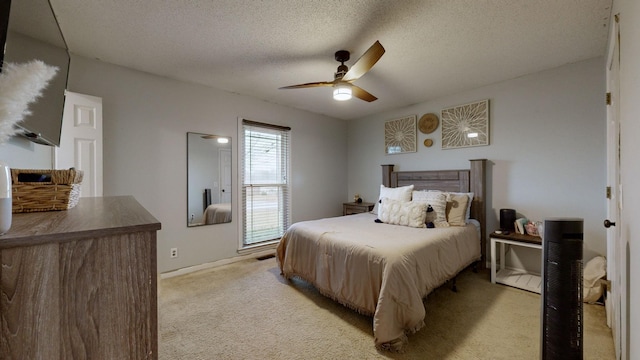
241,119 -> 291,247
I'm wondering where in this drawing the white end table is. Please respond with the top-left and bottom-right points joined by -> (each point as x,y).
490,231 -> 543,293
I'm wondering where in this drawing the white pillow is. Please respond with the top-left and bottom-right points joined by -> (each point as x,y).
412,191 -> 449,227
378,197 -> 427,228
372,184 -> 414,215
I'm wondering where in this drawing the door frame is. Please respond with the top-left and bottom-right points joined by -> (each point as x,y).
219,148 -> 231,204
605,14 -> 624,360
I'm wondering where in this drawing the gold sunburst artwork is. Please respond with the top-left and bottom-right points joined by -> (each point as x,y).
384,115 -> 417,154
441,100 -> 489,149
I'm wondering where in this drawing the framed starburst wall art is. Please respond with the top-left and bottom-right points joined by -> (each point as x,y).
384,115 -> 417,154
441,99 -> 489,149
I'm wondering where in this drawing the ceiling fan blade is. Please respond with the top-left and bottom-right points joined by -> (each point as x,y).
341,41 -> 385,82
352,85 -> 377,102
279,81 -> 335,89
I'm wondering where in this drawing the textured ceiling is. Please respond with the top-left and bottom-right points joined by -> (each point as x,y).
42,0 -> 612,120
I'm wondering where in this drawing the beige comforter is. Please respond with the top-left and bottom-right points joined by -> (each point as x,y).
203,203 -> 231,224
276,212 -> 480,351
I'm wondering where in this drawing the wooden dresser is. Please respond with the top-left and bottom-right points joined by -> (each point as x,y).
0,196 -> 161,359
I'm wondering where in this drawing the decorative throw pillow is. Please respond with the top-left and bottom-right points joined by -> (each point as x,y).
411,191 -> 449,227
446,193 -> 469,226
450,192 -> 474,221
378,197 -> 427,228
430,190 -> 474,222
372,184 -> 414,215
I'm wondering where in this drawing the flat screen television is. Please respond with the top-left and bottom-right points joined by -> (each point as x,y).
0,0 -> 70,147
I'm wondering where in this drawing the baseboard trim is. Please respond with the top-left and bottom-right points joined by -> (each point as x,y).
237,240 -> 279,255
160,247 -> 276,279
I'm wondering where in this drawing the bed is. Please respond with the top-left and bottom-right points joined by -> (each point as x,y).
203,203 -> 232,224
276,159 -> 487,351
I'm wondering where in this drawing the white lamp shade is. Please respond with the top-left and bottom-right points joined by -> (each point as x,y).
333,85 -> 352,101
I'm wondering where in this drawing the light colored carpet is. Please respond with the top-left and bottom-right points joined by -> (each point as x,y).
159,257 -> 615,359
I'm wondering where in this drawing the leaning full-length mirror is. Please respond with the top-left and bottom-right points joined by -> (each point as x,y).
187,132 -> 232,226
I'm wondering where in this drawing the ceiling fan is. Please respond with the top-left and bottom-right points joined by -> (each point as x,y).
279,40 -> 385,102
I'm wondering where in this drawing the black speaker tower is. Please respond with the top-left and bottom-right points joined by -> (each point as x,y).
540,218 -> 583,360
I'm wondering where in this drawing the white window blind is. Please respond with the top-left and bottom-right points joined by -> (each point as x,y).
241,120 -> 291,246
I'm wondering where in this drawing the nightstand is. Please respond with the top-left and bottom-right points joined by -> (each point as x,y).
490,231 -> 542,293
343,202 -> 375,216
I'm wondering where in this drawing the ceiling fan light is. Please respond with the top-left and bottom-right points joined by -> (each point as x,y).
333,85 -> 352,101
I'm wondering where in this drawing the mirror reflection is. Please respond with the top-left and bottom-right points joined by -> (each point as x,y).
187,132 -> 232,226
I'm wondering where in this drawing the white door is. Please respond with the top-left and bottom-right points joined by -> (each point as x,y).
219,148 -> 231,203
605,15 -> 624,360
54,91 -> 103,197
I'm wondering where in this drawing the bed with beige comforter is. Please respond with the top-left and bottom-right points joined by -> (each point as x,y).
276,212 -> 480,351
203,203 -> 231,224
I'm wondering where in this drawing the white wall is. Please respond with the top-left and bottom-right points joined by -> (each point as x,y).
0,136 -> 53,169
347,57 -> 606,272
613,0 -> 639,357
1,55 -> 348,273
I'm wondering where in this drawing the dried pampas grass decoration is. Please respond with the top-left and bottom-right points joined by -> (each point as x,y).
0,60 -> 58,145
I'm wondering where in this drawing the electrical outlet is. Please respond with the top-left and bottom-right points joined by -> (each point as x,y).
170,247 -> 178,258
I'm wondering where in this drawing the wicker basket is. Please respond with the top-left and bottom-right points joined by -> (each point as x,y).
11,168 -> 84,213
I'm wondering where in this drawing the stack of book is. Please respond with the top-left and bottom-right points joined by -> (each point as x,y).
515,217 -> 528,234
